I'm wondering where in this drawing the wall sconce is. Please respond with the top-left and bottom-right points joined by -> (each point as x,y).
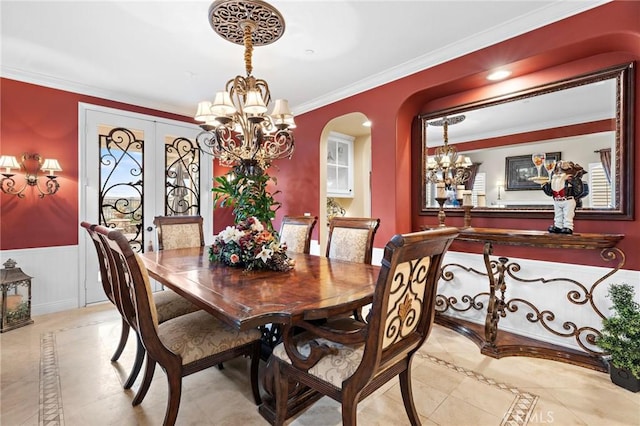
0,153 -> 62,198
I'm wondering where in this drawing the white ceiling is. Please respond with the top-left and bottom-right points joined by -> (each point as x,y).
1,0 -> 611,118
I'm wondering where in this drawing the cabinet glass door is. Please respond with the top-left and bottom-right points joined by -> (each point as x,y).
327,132 -> 354,198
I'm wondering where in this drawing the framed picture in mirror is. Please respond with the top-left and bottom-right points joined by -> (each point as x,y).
419,62 -> 633,219
505,152 -> 561,190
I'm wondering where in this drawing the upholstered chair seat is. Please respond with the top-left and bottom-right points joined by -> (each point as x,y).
272,227 -> 459,426
154,290 -> 200,323
158,310 -> 261,365
81,221 -> 200,391
272,336 -> 365,389
97,227 -> 262,426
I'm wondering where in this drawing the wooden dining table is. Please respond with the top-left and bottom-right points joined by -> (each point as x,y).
139,246 -> 380,423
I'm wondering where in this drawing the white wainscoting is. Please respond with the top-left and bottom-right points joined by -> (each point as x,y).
437,251 -> 639,352
2,243 -> 637,341
0,246 -> 80,316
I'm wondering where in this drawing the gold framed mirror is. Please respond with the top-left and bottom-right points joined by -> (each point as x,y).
419,62 -> 634,220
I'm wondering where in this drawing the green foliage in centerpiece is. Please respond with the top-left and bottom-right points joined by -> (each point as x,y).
209,217 -> 293,271
212,170 -> 281,231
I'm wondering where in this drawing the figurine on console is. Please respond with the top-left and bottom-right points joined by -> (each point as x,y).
542,160 -> 588,234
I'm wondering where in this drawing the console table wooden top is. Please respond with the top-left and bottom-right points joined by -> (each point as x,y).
456,227 -> 624,249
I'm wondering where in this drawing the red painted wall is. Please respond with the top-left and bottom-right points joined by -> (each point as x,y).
1,1 -> 638,271
0,80 -> 194,249
279,0 -> 640,270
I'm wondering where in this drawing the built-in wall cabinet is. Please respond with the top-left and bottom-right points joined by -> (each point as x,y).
326,131 -> 354,198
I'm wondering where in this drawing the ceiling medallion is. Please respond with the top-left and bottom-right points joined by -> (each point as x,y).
195,0 -> 294,177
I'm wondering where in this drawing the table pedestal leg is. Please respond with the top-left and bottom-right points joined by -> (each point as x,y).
258,356 -> 322,425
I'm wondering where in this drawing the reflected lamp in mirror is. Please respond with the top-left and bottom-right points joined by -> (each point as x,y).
424,115 -> 473,187
0,153 -> 62,198
419,62 -> 634,220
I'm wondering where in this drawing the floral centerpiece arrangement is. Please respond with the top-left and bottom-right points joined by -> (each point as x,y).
209,216 -> 293,271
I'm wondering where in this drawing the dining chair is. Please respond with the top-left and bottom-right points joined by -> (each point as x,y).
271,227 -> 459,426
153,215 -> 229,368
326,217 -> 380,322
153,215 -> 204,251
96,225 -> 262,426
325,217 -> 380,264
81,222 -> 200,389
279,215 -> 318,254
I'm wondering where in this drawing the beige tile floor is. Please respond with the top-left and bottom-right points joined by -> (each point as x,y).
1,303 -> 638,426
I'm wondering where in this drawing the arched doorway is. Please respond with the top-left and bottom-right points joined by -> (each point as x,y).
318,112 -> 372,255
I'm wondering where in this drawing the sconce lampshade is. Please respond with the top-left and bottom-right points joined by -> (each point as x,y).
41,159 -> 62,175
0,155 -> 20,173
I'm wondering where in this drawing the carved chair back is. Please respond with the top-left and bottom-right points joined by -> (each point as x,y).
95,226 -> 262,425
273,227 -> 459,425
81,221 -> 116,304
364,227 -> 458,367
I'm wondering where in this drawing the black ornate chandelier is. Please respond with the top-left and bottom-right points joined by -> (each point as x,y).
195,0 -> 295,177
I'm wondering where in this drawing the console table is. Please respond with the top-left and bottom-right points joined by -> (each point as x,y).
435,227 -> 625,372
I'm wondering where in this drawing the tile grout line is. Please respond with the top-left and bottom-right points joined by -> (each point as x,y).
40,317 -> 538,426
38,320 -> 109,426
418,353 -> 539,426
40,332 -> 64,426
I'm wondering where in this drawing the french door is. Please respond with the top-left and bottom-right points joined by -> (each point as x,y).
79,104 -> 211,305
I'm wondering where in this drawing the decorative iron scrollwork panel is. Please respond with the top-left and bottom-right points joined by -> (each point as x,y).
437,262 -> 489,314
437,246 -> 625,356
165,137 -> 200,216
99,127 -> 144,252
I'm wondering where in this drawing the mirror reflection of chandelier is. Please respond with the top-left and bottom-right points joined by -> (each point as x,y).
425,115 -> 472,185
195,0 -> 295,177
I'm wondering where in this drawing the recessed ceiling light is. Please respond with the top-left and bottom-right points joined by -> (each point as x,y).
487,69 -> 511,81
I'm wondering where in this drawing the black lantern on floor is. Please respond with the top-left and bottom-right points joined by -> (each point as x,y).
0,259 -> 33,332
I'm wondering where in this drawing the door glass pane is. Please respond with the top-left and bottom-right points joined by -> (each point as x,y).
99,126 -> 144,252
165,135 -> 200,216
